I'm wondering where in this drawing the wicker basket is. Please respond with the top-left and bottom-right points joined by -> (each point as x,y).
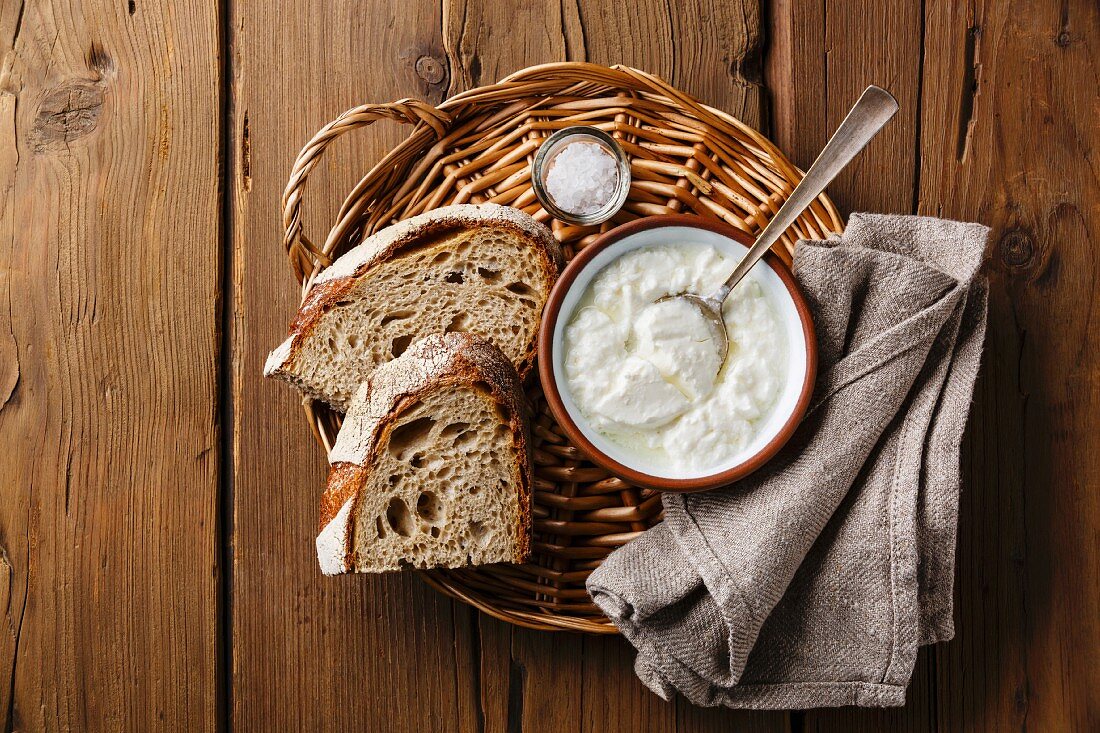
281,62 -> 843,633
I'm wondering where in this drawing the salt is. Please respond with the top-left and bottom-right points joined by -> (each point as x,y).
545,141 -> 619,215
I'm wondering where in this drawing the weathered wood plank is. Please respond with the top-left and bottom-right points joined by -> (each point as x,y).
0,0 -> 221,729
917,0 -> 1099,730
445,0 -> 763,129
580,635 -> 676,732
766,0 -> 922,214
765,0 -> 826,164
228,0 -> 483,730
570,0 -> 765,131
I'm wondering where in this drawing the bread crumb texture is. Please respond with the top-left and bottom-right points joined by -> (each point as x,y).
317,333 -> 532,574
265,203 -> 561,411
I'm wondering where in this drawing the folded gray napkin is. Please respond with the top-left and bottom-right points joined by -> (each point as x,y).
587,213 -> 989,709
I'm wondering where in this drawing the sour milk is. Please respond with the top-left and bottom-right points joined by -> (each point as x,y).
562,243 -> 788,474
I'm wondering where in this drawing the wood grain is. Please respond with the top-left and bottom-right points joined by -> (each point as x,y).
918,1 -> 1099,730
0,0 -> 221,729
767,0 -> 923,214
2,0 -> 1096,728
227,0 -> 479,731
445,0 -> 763,127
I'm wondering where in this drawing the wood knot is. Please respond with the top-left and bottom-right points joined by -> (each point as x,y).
1013,685 -> 1029,716
32,80 -> 105,151
87,41 -> 115,77
415,55 -> 446,85
998,229 -> 1035,269
1056,31 -> 1071,48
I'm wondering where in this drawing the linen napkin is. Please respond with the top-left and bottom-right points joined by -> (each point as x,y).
587,213 -> 989,709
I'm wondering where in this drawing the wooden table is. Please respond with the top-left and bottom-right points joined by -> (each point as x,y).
2,0 -> 1096,730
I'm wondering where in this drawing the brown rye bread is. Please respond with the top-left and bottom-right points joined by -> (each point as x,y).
316,332 -> 533,574
265,203 -> 563,411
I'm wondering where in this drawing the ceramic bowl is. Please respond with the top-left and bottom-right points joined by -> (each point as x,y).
537,214 -> 817,493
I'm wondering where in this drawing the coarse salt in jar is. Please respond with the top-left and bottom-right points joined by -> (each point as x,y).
532,126 -> 631,226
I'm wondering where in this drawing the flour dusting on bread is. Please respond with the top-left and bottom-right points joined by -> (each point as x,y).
265,203 -> 561,411
315,333 -> 532,575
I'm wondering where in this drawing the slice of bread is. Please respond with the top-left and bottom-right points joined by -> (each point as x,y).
265,203 -> 562,411
316,333 -> 532,575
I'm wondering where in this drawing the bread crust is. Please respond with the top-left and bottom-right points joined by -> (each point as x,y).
265,203 -> 562,395
317,332 -> 533,574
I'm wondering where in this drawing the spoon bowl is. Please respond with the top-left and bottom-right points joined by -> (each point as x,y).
655,292 -> 730,365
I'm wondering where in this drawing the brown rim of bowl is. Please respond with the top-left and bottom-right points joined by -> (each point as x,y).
537,213 -> 818,493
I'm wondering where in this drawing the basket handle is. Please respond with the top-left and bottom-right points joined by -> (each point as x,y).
281,99 -> 452,283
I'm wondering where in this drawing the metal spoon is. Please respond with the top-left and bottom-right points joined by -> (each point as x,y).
659,85 -> 899,365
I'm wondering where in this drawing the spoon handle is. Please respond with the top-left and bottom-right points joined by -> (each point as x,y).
709,85 -> 899,304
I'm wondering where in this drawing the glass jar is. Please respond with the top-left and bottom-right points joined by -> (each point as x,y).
531,126 -> 631,226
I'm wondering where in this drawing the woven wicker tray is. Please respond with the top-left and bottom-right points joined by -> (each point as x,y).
281,62 -> 843,633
